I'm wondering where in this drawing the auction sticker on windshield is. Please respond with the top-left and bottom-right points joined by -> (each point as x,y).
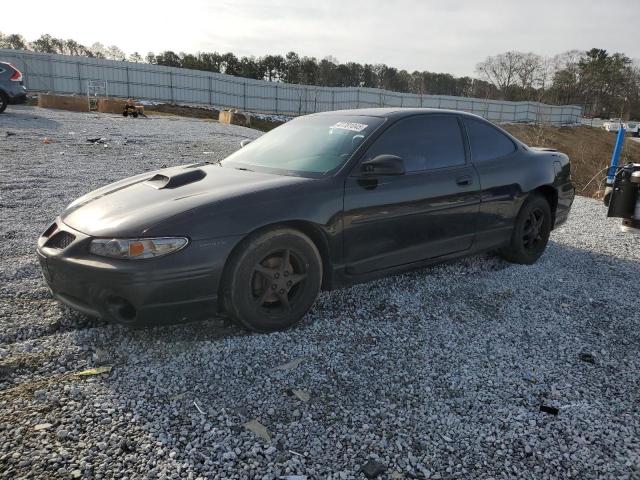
331,122 -> 369,132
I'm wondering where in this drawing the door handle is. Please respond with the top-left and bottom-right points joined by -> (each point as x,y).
456,175 -> 472,186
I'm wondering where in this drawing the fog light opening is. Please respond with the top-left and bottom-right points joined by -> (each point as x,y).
106,296 -> 137,322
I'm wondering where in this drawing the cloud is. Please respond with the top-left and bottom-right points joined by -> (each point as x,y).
7,0 -> 639,76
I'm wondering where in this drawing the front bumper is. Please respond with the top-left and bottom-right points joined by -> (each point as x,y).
36,220 -> 241,324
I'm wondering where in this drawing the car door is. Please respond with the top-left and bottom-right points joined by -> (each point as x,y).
342,114 -> 481,276
461,117 -> 521,248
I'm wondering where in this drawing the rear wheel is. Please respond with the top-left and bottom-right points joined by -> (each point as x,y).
500,194 -> 552,264
0,92 -> 7,113
223,228 -> 322,332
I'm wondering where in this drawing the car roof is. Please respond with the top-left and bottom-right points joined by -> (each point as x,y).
311,107 -> 485,121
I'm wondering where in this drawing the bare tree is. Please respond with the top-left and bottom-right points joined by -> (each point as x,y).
476,51 -> 522,99
90,42 -> 107,59
516,53 -> 544,90
476,51 -> 548,100
129,52 -> 143,63
0,33 -> 28,50
106,45 -> 126,61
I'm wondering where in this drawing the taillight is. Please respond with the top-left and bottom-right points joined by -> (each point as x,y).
9,64 -> 23,82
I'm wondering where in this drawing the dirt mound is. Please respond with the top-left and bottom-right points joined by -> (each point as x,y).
502,124 -> 640,198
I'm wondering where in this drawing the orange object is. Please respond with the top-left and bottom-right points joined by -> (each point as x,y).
43,137 -> 51,144
129,242 -> 145,257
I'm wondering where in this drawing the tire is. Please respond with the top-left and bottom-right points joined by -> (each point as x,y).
223,228 -> 322,332
500,193 -> 552,265
0,92 -> 7,114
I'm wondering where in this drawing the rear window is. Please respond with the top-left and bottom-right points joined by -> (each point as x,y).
464,118 -> 517,162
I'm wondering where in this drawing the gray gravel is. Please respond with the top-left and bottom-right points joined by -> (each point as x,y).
1,106 -> 639,480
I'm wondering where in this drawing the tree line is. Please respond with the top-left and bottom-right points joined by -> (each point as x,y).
1,32 -> 639,118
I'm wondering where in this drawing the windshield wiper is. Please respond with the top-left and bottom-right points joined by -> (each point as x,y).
234,167 -> 254,172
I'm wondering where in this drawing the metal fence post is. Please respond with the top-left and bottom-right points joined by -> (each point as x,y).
208,76 -> 213,106
75,62 -> 82,94
169,71 -> 174,103
356,88 -> 360,108
275,84 -> 279,113
48,56 -> 54,92
243,81 -> 247,110
331,90 -> 335,110
125,66 -> 130,98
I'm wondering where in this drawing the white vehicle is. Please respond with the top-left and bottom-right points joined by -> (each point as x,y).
624,121 -> 639,137
602,119 -> 640,136
602,119 -> 623,132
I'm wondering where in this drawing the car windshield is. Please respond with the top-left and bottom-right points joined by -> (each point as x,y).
220,115 -> 385,177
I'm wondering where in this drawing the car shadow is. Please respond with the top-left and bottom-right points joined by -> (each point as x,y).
0,107 -> 62,130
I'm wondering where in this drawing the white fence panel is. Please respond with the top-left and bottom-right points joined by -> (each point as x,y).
0,49 -> 583,124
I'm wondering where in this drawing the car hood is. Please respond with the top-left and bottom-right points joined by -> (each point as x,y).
61,163 -> 308,237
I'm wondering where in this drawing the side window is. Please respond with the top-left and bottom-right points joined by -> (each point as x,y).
364,115 -> 465,172
464,118 -> 516,162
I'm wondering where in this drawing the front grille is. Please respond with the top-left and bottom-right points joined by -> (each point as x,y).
45,231 -> 76,249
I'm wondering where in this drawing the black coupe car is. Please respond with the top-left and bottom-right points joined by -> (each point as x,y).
37,108 -> 574,332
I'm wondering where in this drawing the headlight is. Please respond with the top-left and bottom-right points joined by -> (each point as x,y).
89,237 -> 188,259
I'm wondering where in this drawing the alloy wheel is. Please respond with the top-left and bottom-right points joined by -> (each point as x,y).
251,249 -> 307,311
522,208 -> 545,251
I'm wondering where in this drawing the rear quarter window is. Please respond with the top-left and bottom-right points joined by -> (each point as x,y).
464,118 -> 517,162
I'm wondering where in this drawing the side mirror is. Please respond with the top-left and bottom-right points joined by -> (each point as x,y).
360,154 -> 405,176
240,139 -> 252,148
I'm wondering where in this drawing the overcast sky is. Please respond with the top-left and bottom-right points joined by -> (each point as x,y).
10,0 -> 638,76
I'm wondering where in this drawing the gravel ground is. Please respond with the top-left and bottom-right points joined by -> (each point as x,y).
1,106 -> 639,480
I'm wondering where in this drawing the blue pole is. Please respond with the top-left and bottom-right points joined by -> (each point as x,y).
607,125 -> 626,183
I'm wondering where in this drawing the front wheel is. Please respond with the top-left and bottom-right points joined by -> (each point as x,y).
500,194 -> 552,264
0,92 -> 7,113
223,228 -> 322,332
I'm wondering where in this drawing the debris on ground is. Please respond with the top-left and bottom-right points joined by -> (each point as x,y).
242,419 -> 271,442
33,423 -> 53,431
579,352 -> 597,364
361,459 -> 387,479
74,366 -> 112,376
289,389 -> 310,402
540,405 -> 560,415
272,357 -> 305,372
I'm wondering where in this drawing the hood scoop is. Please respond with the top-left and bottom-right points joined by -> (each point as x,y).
145,168 -> 206,189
